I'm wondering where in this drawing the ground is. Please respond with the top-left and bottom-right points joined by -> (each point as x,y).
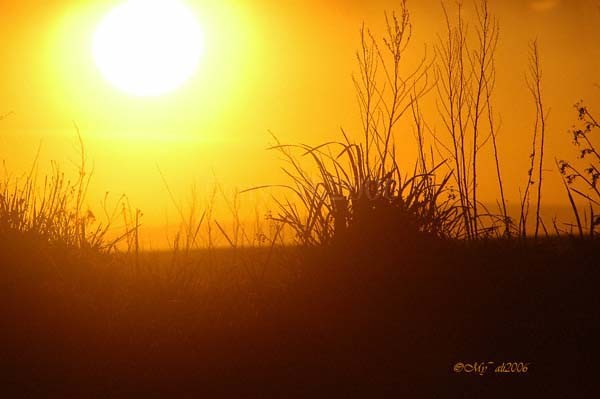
1,234 -> 598,397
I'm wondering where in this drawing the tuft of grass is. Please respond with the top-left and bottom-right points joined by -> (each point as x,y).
0,135 -> 135,253
258,134 -> 460,246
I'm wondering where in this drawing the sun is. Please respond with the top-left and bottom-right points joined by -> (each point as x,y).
93,0 -> 204,97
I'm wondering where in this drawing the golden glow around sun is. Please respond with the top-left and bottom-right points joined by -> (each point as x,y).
93,0 -> 204,97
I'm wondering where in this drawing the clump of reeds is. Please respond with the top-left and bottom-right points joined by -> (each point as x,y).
0,135 -> 135,253
255,2 -> 461,246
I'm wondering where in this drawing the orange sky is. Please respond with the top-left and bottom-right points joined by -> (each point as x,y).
1,0 -> 600,247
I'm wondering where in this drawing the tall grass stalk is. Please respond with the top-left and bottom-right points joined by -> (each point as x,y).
520,40 -> 549,239
435,0 -> 500,239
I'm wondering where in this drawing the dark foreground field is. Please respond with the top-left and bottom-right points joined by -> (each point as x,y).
1,233 -> 599,398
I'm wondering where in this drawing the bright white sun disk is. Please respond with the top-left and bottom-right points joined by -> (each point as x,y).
93,0 -> 203,97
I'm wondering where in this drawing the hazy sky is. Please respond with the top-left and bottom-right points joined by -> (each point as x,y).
1,0 -> 599,246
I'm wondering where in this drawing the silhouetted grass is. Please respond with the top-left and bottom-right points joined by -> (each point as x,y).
0,136 -> 136,253
1,0 -> 600,397
558,103 -> 600,236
